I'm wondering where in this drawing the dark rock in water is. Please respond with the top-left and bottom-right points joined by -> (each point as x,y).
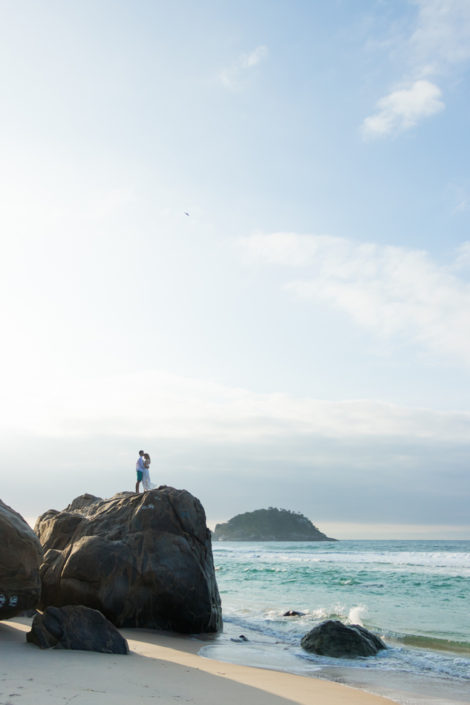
35,487 -> 222,634
213,507 -> 335,541
0,499 -> 42,619
284,610 -> 305,617
230,634 -> 249,642
301,620 -> 386,658
27,605 -> 129,653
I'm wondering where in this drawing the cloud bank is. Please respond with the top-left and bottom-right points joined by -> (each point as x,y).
3,369 -> 469,532
3,367 -> 470,445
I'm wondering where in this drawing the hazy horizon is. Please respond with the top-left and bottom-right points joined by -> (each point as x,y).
1,0 -> 469,541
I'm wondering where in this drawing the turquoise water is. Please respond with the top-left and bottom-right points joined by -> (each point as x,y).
202,540 -> 470,704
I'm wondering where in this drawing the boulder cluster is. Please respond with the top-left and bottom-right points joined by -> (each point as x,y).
36,488 -> 222,633
1,487 -> 222,652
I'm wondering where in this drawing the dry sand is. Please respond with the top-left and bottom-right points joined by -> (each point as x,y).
0,617 -> 396,705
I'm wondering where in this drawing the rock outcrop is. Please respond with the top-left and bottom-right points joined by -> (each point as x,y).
27,605 -> 129,653
35,487 -> 222,633
301,619 -> 387,658
213,507 -> 335,541
0,499 -> 42,619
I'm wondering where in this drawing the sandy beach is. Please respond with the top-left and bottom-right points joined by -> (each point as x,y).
0,617 -> 396,705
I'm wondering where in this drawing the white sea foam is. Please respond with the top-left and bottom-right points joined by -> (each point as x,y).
223,615 -> 470,681
216,614 -> 470,685
215,546 -> 470,577
347,605 -> 367,626
213,538 -> 470,702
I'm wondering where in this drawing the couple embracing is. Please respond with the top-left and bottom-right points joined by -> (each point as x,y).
135,450 -> 155,492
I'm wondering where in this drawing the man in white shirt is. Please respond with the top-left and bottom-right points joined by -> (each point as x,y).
135,450 -> 145,493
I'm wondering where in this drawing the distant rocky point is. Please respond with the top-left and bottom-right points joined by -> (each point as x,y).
213,508 -> 335,542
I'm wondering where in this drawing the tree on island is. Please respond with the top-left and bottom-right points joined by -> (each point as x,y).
213,507 -> 335,542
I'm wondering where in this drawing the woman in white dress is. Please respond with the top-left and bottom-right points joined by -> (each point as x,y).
142,453 -> 155,491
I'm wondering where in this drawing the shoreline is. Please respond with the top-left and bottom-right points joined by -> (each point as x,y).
1,617 -> 396,705
198,618 -> 470,705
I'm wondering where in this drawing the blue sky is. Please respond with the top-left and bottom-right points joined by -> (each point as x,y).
1,0 -> 469,538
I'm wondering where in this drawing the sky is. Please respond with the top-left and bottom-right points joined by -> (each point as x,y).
1,0 -> 469,539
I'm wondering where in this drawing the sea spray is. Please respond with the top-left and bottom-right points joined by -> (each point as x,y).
346,605 -> 368,626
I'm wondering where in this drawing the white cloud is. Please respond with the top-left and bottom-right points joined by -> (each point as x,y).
411,0 -> 470,75
454,241 -> 470,268
362,79 -> 444,138
450,186 -> 470,214
362,0 -> 470,137
240,45 -> 268,69
238,232 -> 470,365
3,368 -> 470,444
219,45 -> 268,90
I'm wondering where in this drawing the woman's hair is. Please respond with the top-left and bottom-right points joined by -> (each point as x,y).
143,453 -> 151,461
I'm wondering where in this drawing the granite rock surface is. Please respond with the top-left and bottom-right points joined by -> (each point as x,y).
301,619 -> 387,657
0,499 -> 42,619
35,487 -> 222,633
27,604 -> 129,653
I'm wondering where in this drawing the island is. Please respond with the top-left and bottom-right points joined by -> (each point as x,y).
212,507 -> 336,542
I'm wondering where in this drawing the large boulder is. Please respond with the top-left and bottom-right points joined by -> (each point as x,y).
301,620 -> 387,658
0,499 -> 42,619
35,487 -> 222,633
27,605 -> 129,653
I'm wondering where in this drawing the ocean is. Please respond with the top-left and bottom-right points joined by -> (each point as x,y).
199,540 -> 470,705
